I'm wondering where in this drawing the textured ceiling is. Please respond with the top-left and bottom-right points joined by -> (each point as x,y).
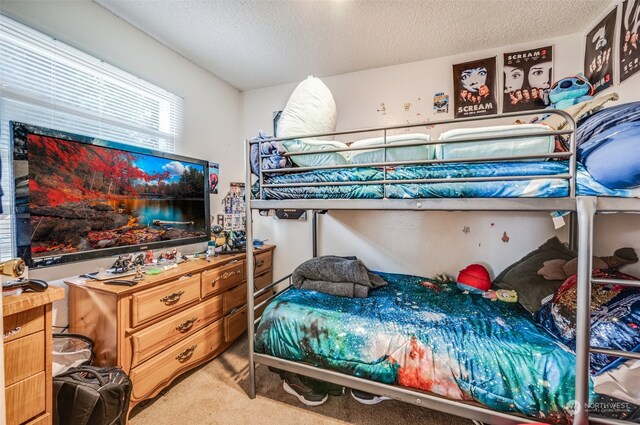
95,0 -> 610,91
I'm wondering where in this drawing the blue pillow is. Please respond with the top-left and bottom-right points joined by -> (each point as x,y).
577,121 -> 640,189
535,269 -> 640,375
577,101 -> 640,147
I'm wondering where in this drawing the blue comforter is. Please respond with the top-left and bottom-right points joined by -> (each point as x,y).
255,272 -> 583,422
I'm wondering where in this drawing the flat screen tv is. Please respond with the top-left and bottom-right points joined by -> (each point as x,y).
12,122 -> 210,268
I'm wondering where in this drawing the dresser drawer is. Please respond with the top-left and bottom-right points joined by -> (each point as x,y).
131,275 -> 201,327
3,307 -> 44,343
4,331 -> 45,386
223,283 -> 246,315
6,372 -> 46,425
201,260 -> 244,298
254,251 -> 272,275
254,270 -> 273,290
131,294 -> 223,367
24,414 -> 50,425
224,306 -> 247,343
130,319 -> 224,400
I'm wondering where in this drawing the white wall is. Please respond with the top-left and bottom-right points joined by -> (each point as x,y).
243,31 -> 640,282
1,0 -> 243,285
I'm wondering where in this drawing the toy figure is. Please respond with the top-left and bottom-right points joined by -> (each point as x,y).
145,250 -> 154,264
547,74 -> 594,110
482,289 -> 518,303
133,266 -> 145,282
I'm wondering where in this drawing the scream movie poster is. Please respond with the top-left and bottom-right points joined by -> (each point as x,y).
503,46 -> 553,112
585,8 -> 616,94
453,57 -> 497,118
620,0 -> 640,82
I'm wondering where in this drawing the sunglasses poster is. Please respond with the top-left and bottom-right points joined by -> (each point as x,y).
503,46 -> 553,112
620,0 -> 640,83
453,57 -> 497,118
585,8 -> 616,94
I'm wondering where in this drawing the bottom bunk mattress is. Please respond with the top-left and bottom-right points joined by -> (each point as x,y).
255,272 -> 580,422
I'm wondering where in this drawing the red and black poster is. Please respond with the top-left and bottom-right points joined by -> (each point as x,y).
620,0 -> 640,82
502,46 -> 553,113
453,57 -> 497,118
585,8 -> 617,94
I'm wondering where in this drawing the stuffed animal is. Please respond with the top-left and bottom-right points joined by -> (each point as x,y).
538,247 -> 638,280
547,74 -> 594,110
456,264 -> 518,303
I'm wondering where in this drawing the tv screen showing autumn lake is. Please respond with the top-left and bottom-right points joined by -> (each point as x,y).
25,133 -> 207,258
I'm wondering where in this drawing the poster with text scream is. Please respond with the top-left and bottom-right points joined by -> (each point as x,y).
453,57 -> 497,118
585,8 -> 616,94
620,0 -> 640,82
503,46 -> 553,113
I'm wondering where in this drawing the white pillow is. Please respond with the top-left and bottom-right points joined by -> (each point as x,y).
276,77 -> 337,140
348,133 -> 434,164
436,124 -> 554,161
282,139 -> 348,168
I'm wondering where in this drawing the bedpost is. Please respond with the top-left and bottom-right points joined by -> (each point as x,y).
245,138 -> 257,399
312,210 -> 318,258
574,196 -> 596,425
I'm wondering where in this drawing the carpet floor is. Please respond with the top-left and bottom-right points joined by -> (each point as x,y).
129,334 -> 472,425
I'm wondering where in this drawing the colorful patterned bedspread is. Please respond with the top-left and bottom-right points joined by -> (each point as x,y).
255,272 -> 582,422
255,161 -> 640,199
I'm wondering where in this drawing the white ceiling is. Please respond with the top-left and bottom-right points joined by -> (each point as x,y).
95,0 -> 610,91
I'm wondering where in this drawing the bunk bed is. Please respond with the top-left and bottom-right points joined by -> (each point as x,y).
244,109 -> 640,425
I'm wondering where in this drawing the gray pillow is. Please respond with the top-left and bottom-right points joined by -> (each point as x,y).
493,236 -> 576,314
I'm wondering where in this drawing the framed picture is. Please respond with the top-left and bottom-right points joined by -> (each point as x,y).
620,0 -> 640,82
585,8 -> 616,94
503,46 -> 553,112
452,57 -> 498,118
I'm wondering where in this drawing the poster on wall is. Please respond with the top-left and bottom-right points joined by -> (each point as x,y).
502,46 -> 553,112
433,92 -> 449,114
585,8 -> 617,94
452,57 -> 497,118
208,162 -> 219,194
620,0 -> 640,82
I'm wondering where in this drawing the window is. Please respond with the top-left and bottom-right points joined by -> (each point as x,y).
0,15 -> 184,260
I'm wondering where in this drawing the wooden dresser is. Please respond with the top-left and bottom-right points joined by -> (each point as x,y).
65,246 -> 274,411
3,287 -> 65,425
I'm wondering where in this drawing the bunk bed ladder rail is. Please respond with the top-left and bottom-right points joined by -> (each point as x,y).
575,197 -> 640,425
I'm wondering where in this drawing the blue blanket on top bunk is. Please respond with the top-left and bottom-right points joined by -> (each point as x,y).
255,271 -> 583,422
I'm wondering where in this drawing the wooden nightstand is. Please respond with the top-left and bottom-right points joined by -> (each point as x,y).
3,287 -> 65,425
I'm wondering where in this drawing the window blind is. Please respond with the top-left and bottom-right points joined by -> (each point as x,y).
0,15 -> 184,261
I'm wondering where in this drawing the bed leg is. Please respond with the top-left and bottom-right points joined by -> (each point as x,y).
574,196 -> 596,425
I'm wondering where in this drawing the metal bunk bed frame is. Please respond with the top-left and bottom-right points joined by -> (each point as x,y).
244,110 -> 640,425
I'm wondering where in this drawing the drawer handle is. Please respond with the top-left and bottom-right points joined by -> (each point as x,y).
175,317 -> 198,333
256,260 -> 265,268
175,345 -> 197,362
160,291 -> 185,305
213,270 -> 240,284
3,326 -> 21,339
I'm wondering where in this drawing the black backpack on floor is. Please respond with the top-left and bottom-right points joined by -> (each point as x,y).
53,366 -> 132,425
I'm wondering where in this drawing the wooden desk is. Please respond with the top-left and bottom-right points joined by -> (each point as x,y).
65,246 -> 275,412
3,287 -> 65,425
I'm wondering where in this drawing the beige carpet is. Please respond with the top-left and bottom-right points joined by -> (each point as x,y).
129,335 -> 472,425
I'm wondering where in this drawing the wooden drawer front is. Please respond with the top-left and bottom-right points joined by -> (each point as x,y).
3,307 -> 44,343
224,306 -> 247,343
24,414 -> 50,425
130,319 -> 223,400
131,274 -> 201,327
223,283 -> 246,315
6,372 -> 46,425
201,261 -> 244,298
4,331 -> 45,386
254,251 -> 272,275
255,271 -> 273,291
131,294 -> 223,367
